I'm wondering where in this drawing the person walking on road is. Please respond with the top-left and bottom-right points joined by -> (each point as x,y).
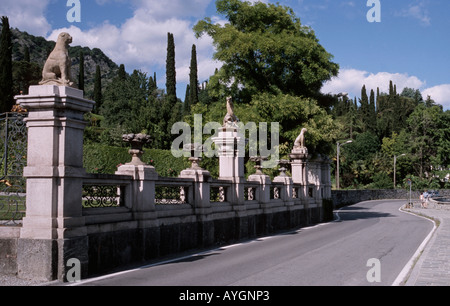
423,191 -> 429,208
420,192 -> 425,208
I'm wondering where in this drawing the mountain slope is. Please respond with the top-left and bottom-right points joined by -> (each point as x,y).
7,26 -> 119,98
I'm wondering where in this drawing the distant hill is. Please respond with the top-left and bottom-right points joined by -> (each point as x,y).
6,26 -> 119,99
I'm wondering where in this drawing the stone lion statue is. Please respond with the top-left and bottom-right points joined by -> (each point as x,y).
39,32 -> 74,87
294,128 -> 307,149
223,96 -> 239,128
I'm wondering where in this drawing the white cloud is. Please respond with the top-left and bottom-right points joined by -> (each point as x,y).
423,85 -> 450,110
130,0 -> 212,20
47,3 -> 220,91
322,68 -> 450,110
0,0 -> 51,36
321,68 -> 425,97
396,1 -> 431,26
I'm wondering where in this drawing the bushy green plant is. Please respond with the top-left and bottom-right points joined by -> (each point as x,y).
83,144 -> 190,177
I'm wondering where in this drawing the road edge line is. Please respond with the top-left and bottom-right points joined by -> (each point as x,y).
392,205 -> 438,286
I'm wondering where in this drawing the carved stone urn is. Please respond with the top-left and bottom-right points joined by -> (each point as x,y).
250,156 -> 268,175
122,133 -> 151,165
277,159 -> 291,177
183,143 -> 204,170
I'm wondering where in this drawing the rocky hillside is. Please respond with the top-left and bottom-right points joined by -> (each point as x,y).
8,27 -> 119,98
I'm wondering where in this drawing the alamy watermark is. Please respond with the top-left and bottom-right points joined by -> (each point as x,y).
367,0 -> 381,23
67,0 -> 81,23
66,1 -> 380,24
366,258 -> 381,283
171,114 -> 280,168
66,258 -> 81,283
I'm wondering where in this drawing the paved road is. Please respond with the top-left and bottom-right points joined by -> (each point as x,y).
73,200 -> 433,286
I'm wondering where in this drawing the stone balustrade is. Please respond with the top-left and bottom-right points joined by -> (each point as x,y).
0,85 -> 332,282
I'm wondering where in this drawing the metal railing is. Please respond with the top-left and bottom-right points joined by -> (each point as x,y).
0,112 -> 28,226
155,178 -> 193,205
82,173 -> 132,209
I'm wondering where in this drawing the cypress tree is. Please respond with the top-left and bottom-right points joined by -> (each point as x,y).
93,65 -> 102,113
189,44 -> 199,107
184,84 -> 190,115
360,85 -> 369,131
160,33 -> 179,149
368,89 -> 376,133
376,87 -> 380,113
118,64 -> 126,81
78,51 -> 85,92
0,16 -> 13,113
166,32 -> 176,101
148,75 -> 156,97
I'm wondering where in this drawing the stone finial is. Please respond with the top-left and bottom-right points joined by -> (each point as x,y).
39,32 -> 75,87
277,159 -> 291,177
123,133 -> 151,165
183,143 -> 204,170
250,156 -> 268,175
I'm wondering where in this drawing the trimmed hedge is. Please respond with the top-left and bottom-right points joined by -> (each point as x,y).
83,144 -> 190,177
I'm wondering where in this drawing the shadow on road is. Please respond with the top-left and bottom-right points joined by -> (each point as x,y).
335,203 -> 396,222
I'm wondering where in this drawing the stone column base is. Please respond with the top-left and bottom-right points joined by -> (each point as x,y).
17,236 -> 88,282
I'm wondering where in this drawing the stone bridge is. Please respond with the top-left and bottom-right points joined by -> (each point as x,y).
0,86 -> 332,282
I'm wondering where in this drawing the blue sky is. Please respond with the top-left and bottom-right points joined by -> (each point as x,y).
1,0 -> 450,109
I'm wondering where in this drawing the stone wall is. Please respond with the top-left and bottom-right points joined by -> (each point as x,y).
85,205 -> 320,276
0,228 -> 20,276
332,189 -> 450,208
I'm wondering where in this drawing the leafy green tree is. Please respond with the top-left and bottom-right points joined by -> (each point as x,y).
101,65 -> 130,127
406,104 -> 443,179
346,131 -> 380,163
194,0 -> 339,102
0,16 -> 13,112
401,87 -> 423,105
12,60 -> 41,95
23,46 -> 30,63
370,172 -> 393,189
249,91 -> 338,156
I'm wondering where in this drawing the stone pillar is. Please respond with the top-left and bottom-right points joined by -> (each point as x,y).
213,128 -> 245,179
116,164 -> 158,228
212,127 -> 247,239
179,161 -> 212,214
212,127 -> 245,204
273,160 -> 293,205
321,156 -> 332,200
289,146 -> 308,200
16,85 -> 94,282
308,156 -> 323,201
247,157 -> 271,204
179,155 -> 213,246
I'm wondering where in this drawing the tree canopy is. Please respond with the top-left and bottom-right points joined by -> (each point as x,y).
333,81 -> 450,190
194,0 -> 339,101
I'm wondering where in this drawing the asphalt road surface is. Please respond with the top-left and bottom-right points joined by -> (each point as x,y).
73,200 -> 433,286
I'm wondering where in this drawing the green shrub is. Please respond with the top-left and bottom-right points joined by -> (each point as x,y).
83,144 -> 190,177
